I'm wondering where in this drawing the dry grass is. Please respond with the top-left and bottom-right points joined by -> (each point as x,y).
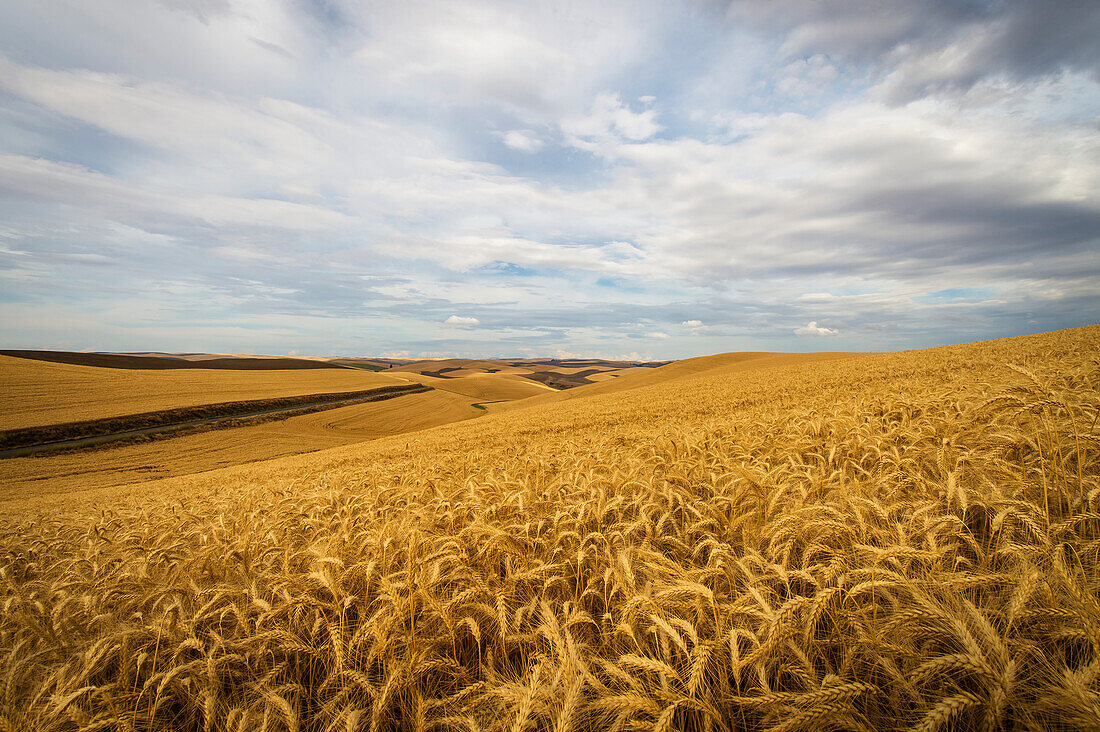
0,356 -> 403,430
1,326 -> 1098,731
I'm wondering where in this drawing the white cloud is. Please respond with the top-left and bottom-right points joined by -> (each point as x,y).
646,331 -> 669,339
681,319 -> 709,335
794,321 -> 839,336
501,129 -> 545,152
0,54 -> 335,178
348,1 -> 649,118
775,54 -> 839,99
0,153 -> 352,231
445,315 -> 480,326
562,91 -> 662,149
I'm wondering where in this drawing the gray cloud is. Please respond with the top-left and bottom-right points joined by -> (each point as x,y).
728,0 -> 1100,101
728,0 -> 989,58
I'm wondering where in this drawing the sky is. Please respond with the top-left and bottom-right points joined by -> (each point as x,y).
0,0 -> 1098,359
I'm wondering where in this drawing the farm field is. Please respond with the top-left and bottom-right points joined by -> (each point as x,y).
0,388 -> 484,500
0,349 -> 350,370
0,326 -> 1098,731
0,355 -> 654,498
490,350 -> 854,413
0,354 -> 404,430
386,357 -> 663,390
396,372 -> 557,401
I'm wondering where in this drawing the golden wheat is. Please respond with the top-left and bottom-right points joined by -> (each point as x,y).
0,326 -> 1097,730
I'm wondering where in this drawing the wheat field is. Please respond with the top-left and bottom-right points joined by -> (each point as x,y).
0,355 -> 402,431
1,326 -> 1098,731
0,389 -> 487,500
395,374 -> 557,401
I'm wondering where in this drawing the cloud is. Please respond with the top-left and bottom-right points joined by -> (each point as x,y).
156,0 -> 229,22
592,98 -> 1100,289
794,321 -> 839,337
646,331 -> 669,339
0,153 -> 352,232
348,1 -> 650,117
0,55 -> 335,174
774,55 -> 839,100
0,0 -> 1096,357
562,91 -> 662,149
727,0 -> 1100,102
444,315 -> 480,326
681,319 -> 710,335
500,129 -> 545,152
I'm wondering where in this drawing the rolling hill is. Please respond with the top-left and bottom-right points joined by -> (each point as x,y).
0,354 -> 404,430
0,326 -> 1097,731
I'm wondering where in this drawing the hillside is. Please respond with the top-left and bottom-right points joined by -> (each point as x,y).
385,357 -> 663,390
0,349 -> 348,370
0,355 -> 404,430
0,389 -> 484,498
394,372 -> 557,401
491,350 -> 853,412
0,326 -> 1097,731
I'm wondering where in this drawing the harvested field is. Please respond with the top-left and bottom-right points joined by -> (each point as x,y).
386,358 -> 661,390
509,358 -> 671,369
327,359 -> 389,371
439,374 -> 557,400
513,364 -> 611,374
1,326 -> 1098,731
492,350 -> 853,412
387,358 -> 508,375
288,387 -> 483,439
519,367 -> 608,388
585,366 -> 649,382
0,355 -> 403,430
0,349 -> 347,370
0,389 -> 480,500
0,383 -> 429,455
396,372 -> 557,400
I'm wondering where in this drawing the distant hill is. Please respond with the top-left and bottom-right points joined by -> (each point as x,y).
0,350 -> 348,370
384,357 -> 669,389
